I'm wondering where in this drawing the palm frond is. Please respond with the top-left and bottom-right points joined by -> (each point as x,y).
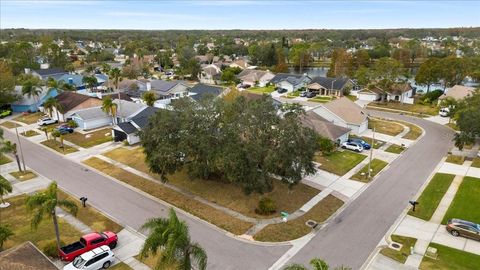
283,264 -> 309,270
310,258 -> 329,270
188,243 -> 207,270
58,199 -> 78,216
30,208 -> 45,229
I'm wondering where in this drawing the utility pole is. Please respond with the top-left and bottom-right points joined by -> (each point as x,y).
15,122 -> 26,171
368,124 -> 375,179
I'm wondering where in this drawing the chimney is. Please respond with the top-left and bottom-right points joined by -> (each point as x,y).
146,82 -> 151,91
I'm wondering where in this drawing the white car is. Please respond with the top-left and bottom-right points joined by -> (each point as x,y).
439,107 -> 450,117
37,117 -> 57,126
64,245 -> 114,270
341,141 -> 363,152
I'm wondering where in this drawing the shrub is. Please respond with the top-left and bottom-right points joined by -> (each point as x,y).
42,240 -> 64,258
420,90 -> 443,103
67,120 -> 78,128
255,197 -> 276,215
319,137 -> 335,154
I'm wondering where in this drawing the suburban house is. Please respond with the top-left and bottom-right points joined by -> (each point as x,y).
438,85 -> 475,103
11,86 -> 58,113
51,92 -> 103,122
306,77 -> 358,97
55,73 -> 109,91
112,106 -> 159,145
199,64 -> 222,84
229,58 -> 249,69
299,111 -> 351,144
312,96 -> 368,134
356,86 -> 386,102
29,67 -> 68,81
189,83 -> 225,101
122,80 -> 190,108
270,73 -> 312,92
356,83 -> 415,104
236,69 -> 275,87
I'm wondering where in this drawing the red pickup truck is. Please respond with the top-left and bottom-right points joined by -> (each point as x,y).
59,231 -> 118,262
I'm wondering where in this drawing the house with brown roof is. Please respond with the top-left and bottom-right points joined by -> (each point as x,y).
229,58 -> 249,70
300,111 -> 351,144
237,69 -> 275,87
357,85 -> 386,102
438,85 -> 475,103
51,92 -> 103,122
312,97 -> 368,134
199,64 -> 222,84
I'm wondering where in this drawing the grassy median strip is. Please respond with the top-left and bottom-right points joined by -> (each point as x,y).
104,147 -> 319,219
445,154 -> 465,165
83,157 -> 253,235
0,153 -> 12,165
368,118 -> 404,136
396,121 -> 423,140
350,159 -> 388,183
472,158 -> 480,168
9,170 -> 37,181
41,139 -> 78,154
442,176 -> 480,225
385,144 -> 405,154
57,189 -> 123,233
420,243 -> 480,270
13,112 -> 44,124
253,195 -> 343,242
21,130 -> 40,137
314,150 -> 366,176
408,173 -> 455,221
380,235 -> 417,263
63,128 -> 112,148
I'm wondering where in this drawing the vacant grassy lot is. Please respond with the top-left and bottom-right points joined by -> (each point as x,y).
445,154 -> 465,165
314,150 -> 366,176
0,121 -> 17,129
385,144 -> 405,154
368,119 -> 404,136
13,112 -> 44,124
0,153 -> 11,165
104,147 -> 319,218
350,159 -> 388,183
349,135 -> 386,149
83,157 -> 253,235
254,195 -> 343,242
1,195 -> 83,251
10,170 -> 37,181
246,85 -> 275,94
397,121 -> 423,140
57,189 -> 123,233
64,128 -> 112,148
409,173 -> 455,221
472,158 -> 480,168
442,176 -> 480,224
21,130 -> 40,137
380,235 -> 417,263
420,243 -> 480,270
368,102 -> 438,116
41,139 -> 78,154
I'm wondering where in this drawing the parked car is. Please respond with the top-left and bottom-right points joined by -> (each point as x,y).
37,117 -> 58,126
60,231 -> 118,262
0,109 -> 12,119
439,107 -> 450,117
341,141 -> 363,152
349,138 -> 371,150
305,91 -> 317,98
446,219 -> 480,241
300,91 -> 307,97
56,126 -> 74,134
64,245 -> 114,270
276,88 -> 288,94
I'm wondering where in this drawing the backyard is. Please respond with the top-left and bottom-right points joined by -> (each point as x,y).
380,235 -> 417,263
350,159 -> 388,183
314,150 -> 366,176
442,176 -> 480,224
368,118 -> 404,136
63,128 -> 112,148
420,243 -> 480,270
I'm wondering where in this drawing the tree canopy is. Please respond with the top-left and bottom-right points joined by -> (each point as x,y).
453,90 -> 480,149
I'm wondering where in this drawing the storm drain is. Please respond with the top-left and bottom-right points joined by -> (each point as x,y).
389,242 -> 403,251
306,220 -> 318,228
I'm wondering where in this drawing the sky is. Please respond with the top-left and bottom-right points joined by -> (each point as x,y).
1,0 -> 479,30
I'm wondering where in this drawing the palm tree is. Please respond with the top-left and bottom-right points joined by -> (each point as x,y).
25,182 -> 78,250
0,176 -> 13,205
0,224 -> 14,250
82,76 -> 98,92
43,97 -> 62,122
142,91 -> 156,106
1,141 -> 22,172
101,63 -> 111,74
109,68 -> 121,89
102,96 -> 118,125
283,258 -> 350,270
140,208 -> 207,270
22,79 -> 43,108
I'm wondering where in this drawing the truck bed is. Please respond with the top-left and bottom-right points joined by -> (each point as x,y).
60,241 -> 85,254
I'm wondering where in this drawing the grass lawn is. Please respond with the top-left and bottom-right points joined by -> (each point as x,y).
349,135 -> 386,149
380,235 -> 417,263
287,90 -> 302,98
346,95 -> 358,102
0,121 -> 17,129
57,189 -> 123,233
135,254 -> 178,270
314,150 -> 366,176
441,176 -> 480,224
13,112 -> 45,124
1,195 -> 83,252
41,139 -> 78,154
445,122 -> 459,131
246,85 -> 275,94
472,158 -> 480,168
350,159 -> 388,183
63,128 -> 112,148
0,153 -> 12,165
420,243 -> 480,270
83,157 -> 253,235
368,118 -> 404,136
385,144 -> 405,154
396,121 -> 423,140
368,102 -> 438,116
9,170 -> 37,181
110,262 -> 133,270
21,130 -> 40,137
310,96 -> 333,103
408,173 -> 455,221
254,195 -> 343,242
103,147 -> 319,218
445,154 -> 465,165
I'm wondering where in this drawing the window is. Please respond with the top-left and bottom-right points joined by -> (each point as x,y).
96,252 -> 109,261
91,237 -> 104,245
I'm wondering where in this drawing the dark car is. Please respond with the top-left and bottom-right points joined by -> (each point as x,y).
276,88 -> 288,94
446,219 -> 480,241
349,138 -> 371,150
56,126 -> 74,134
305,91 -> 317,98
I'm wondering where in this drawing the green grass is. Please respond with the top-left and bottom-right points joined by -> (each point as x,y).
368,118 -> 405,136
287,90 -> 302,98
408,173 -> 455,220
63,128 -> 112,148
346,95 -> 358,102
21,130 -> 40,137
445,154 -> 465,165
13,112 -> 45,124
0,153 -> 12,165
9,170 -> 37,181
110,262 -> 133,270
397,121 -> 423,140
254,195 -> 343,242
472,158 -> 480,168
367,102 -> 438,116
315,151 -> 366,176
246,85 -> 275,94
442,176 -> 480,224
350,159 -> 388,182
380,235 -> 417,263
420,243 -> 480,270
385,144 -> 405,154
0,121 -> 17,129
40,139 -> 78,154
310,96 -> 333,103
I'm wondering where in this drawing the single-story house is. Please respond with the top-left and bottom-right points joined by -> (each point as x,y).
300,111 -> 351,145
11,86 -> 58,113
148,80 -> 190,99
112,106 -> 159,145
29,67 -> 68,81
189,83 -> 225,101
229,58 -> 249,70
56,73 -> 108,91
199,64 -> 222,84
71,106 -> 112,130
236,69 -> 275,87
307,77 -> 359,97
438,85 -> 475,104
51,92 -> 103,122
113,99 -> 147,123
0,241 -> 58,270
357,86 -> 385,102
312,96 -> 368,134
270,73 -> 311,93
385,83 -> 415,104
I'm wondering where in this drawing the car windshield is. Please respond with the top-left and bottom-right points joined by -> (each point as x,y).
72,256 -> 86,268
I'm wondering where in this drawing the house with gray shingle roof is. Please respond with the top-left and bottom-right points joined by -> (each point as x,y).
300,111 -> 351,144
270,73 -> 311,93
307,77 -> 358,97
312,97 -> 368,134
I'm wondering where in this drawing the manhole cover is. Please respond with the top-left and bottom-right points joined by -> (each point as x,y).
391,243 -> 400,248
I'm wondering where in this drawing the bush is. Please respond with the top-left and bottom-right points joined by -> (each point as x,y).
67,120 -> 78,128
319,137 -> 335,154
255,197 -> 276,215
420,90 -> 443,103
42,240 -> 64,258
